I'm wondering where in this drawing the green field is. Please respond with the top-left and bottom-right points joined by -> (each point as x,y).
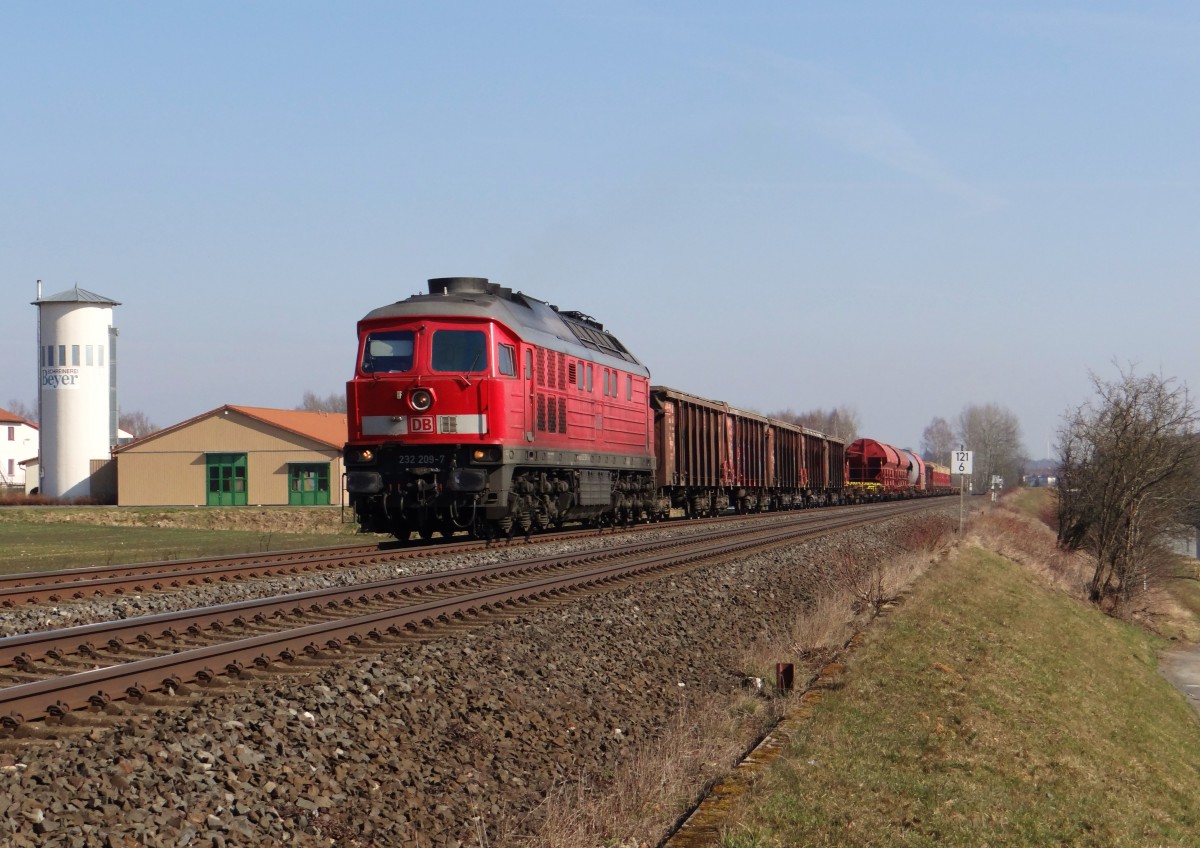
721,544 -> 1200,847
0,506 -> 373,573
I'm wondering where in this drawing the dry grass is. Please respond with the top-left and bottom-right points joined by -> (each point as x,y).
721,543 -> 1200,847
967,496 -> 1093,600
0,492 -> 104,506
715,492 -> 1200,847
973,489 -> 1200,640
520,519 -> 956,848
518,691 -> 784,848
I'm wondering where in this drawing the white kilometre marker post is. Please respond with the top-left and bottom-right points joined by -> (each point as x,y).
953,446 -> 973,534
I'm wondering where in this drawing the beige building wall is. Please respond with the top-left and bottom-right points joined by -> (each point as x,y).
117,413 -> 346,506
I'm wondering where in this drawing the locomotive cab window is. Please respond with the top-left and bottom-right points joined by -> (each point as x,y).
432,329 -> 487,372
497,343 -> 516,377
362,331 -> 414,373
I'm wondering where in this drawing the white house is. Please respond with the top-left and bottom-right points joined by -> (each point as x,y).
0,407 -> 39,491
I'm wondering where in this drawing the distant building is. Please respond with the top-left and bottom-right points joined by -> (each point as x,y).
113,405 -> 347,507
0,407 -> 38,491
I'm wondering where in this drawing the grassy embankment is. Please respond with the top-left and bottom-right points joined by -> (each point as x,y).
720,490 -> 1200,847
0,506 -> 372,573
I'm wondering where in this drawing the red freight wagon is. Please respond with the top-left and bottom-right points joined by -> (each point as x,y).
926,461 -> 952,493
651,386 -> 765,515
652,386 -> 845,515
846,438 -> 911,500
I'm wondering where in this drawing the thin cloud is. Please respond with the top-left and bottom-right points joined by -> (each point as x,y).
720,50 -> 1004,213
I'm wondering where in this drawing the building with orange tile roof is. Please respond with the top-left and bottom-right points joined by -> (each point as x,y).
112,405 -> 347,506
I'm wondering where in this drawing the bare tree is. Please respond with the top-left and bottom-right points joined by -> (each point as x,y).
1057,366 -> 1200,608
4,398 -> 35,422
920,417 -> 955,464
956,403 -> 1024,493
119,410 -> 159,438
771,406 -> 860,442
297,390 -> 347,414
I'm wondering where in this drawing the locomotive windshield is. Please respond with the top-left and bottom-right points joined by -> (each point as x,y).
362,331 -> 414,373
432,329 -> 488,373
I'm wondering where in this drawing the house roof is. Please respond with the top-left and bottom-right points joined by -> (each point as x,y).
32,285 -> 121,306
113,404 -> 347,452
227,406 -> 348,448
0,407 -> 35,427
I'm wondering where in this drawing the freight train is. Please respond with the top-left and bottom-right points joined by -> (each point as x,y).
344,277 -> 949,540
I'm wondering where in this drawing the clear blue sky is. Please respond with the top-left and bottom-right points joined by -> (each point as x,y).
4,2 -> 1198,460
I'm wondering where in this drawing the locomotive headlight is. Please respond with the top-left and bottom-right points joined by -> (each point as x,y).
471,447 -> 501,463
357,449 -> 375,463
409,388 -> 434,412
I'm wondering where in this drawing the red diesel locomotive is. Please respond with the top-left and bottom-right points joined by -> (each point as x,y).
345,277 -> 658,538
344,277 -> 938,540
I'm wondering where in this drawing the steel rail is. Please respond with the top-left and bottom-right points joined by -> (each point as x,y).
0,542 -> 386,589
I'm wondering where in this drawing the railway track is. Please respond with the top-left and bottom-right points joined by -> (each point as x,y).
0,502 -> 919,608
0,500 -> 938,731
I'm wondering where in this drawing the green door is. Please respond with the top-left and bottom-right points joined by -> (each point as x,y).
206,453 -> 248,506
288,463 -> 331,506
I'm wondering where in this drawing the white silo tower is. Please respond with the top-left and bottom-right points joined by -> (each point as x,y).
33,284 -> 121,499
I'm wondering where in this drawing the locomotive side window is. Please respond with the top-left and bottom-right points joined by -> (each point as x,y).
362,331 -> 414,373
603,370 -> 610,396
525,350 -> 533,380
498,344 -> 516,377
626,374 -> 633,400
432,330 -> 487,372
586,364 -> 593,392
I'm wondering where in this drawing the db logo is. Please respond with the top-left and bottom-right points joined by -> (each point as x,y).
410,416 -> 435,434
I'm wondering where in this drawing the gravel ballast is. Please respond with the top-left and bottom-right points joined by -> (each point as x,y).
0,509 -> 952,847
